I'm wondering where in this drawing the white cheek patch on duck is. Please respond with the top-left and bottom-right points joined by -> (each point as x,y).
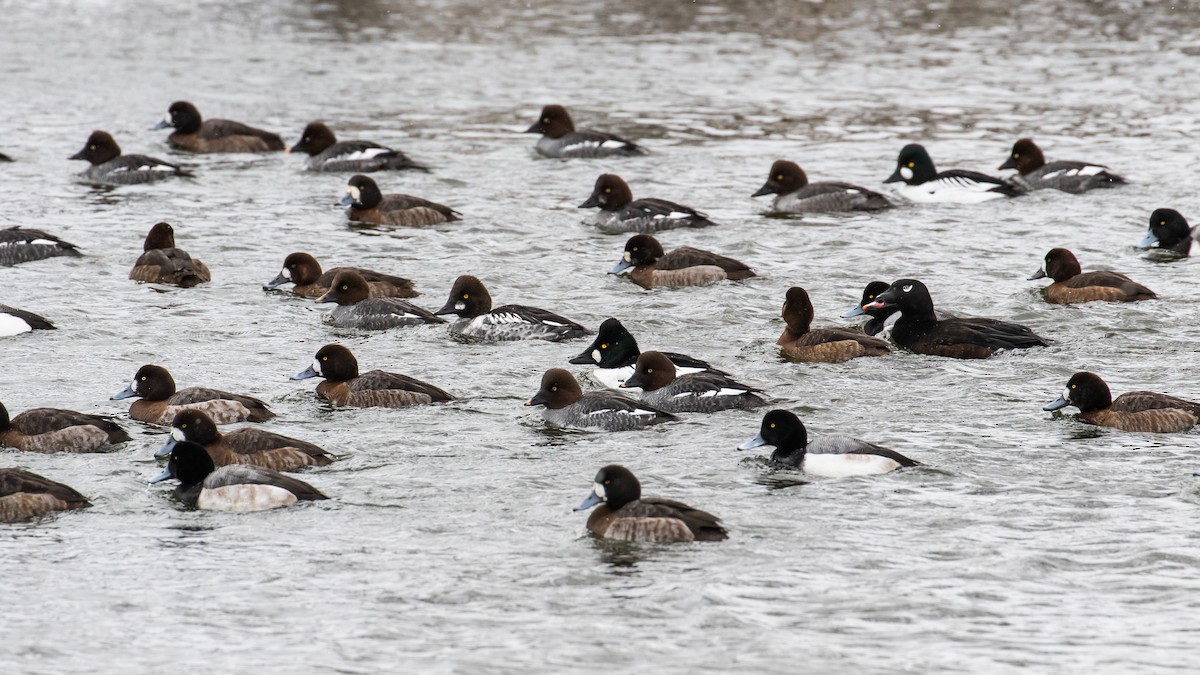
171,428 -> 186,442
591,349 -> 601,363
197,484 -> 298,512
899,166 -> 913,180
454,301 -> 466,311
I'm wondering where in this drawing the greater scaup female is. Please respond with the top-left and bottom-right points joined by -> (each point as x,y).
574,465 -> 727,542
156,410 -> 334,471
153,101 -> 285,153
150,440 -> 327,511
864,279 -> 1051,359
0,226 -> 82,266
0,468 -> 91,522
129,222 -> 211,288
753,160 -> 892,213
0,305 -> 55,336
569,317 -> 723,390
998,138 -> 1125,193
780,286 -> 890,362
433,275 -> 592,341
291,344 -> 454,408
112,364 -> 275,425
1028,248 -> 1156,304
610,234 -> 755,289
316,270 -> 444,330
289,121 -> 427,172
579,174 -> 718,234
340,175 -> 459,227
1138,208 -> 1196,257
738,410 -> 919,475
0,401 -> 130,453
263,252 -> 418,299
524,368 -> 676,431
1044,372 -> 1200,433
885,144 -> 1021,203
525,105 -> 645,159
621,351 -> 765,413
69,130 -> 192,185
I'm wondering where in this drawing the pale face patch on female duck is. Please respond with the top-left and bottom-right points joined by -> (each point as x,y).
196,484 -> 298,512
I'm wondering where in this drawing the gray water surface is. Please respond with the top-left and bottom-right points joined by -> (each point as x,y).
2,1 -> 1199,672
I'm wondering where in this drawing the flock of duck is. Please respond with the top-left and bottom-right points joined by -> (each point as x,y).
2,102 -> 1198,542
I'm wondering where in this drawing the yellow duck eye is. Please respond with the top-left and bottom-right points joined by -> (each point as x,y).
181,424 -> 187,429
867,295 -> 874,300
341,285 -> 348,290
321,356 -> 328,361
632,247 -> 638,252
646,368 -> 653,374
604,480 -> 610,485
776,174 -> 783,180
140,376 -> 146,381
551,386 -> 557,392
1160,220 -> 1166,225
600,343 -> 607,349
463,293 -> 469,299
906,161 -> 914,168
769,423 -> 776,429
604,187 -> 611,193
1070,384 -> 1076,389
542,117 -> 549,123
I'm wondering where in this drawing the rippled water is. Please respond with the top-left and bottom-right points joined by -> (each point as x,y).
3,1 -> 1200,672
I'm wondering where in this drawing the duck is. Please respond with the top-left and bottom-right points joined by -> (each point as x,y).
155,410 -> 334,471
291,344 -> 454,408
263,252 -> 418,298
0,305 -> 55,336
0,401 -> 130,453
112,364 -> 275,425
524,368 -> 677,431
885,143 -> 1021,203
578,174 -> 717,234
999,138 -> 1125,193
1028,248 -> 1156,304
288,121 -> 427,173
839,281 -> 895,336
779,287 -> 890,362
753,160 -> 892,213
0,468 -> 91,522
609,234 -> 755,289
573,465 -> 727,542
738,410 -> 919,476
340,174 -> 459,227
568,317 -> 723,391
153,101 -> 284,153
1138,208 -> 1196,257
863,279 -> 1051,359
620,351 -> 765,413
129,222 -> 211,288
433,275 -> 592,341
0,226 -> 82,266
1044,372 -> 1200,433
0,151 -> 11,162
316,270 -> 445,330
150,440 -> 327,511
69,130 -> 192,185
524,104 -> 644,159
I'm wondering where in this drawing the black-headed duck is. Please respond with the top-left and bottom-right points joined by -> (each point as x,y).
885,143 -> 1021,203
739,410 -> 919,475
569,317 -> 722,390
1138,208 -> 1196,257
150,440 -> 327,511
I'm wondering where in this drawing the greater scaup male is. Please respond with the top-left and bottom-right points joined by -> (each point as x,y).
569,317 -> 723,390
1028,248 -> 1156,304
610,234 -> 755,289
780,286 -> 890,362
885,144 -> 1021,203
291,344 -> 454,408
753,160 -> 892,213
621,351 -> 765,413
129,222 -> 211,288
153,101 -> 284,153
738,410 -> 919,476
289,121 -> 427,173
1044,372 -> 1200,433
0,226 -> 82,266
112,364 -> 275,425
524,368 -> 677,431
433,275 -> 592,341
0,468 -> 91,522
574,465 -> 727,542
316,270 -> 445,330
1138,208 -> 1196,257
340,174 -> 459,227
579,174 -> 718,234
150,440 -> 327,512
263,252 -> 418,299
0,401 -> 130,453
0,305 -> 55,336
69,130 -> 192,185
999,138 -> 1125,193
525,105 -> 645,159
863,279 -> 1050,359
156,410 -> 334,471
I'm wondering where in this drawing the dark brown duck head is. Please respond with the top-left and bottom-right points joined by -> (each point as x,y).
292,344 -> 359,382
265,252 -> 323,290
69,130 -> 121,165
999,138 -> 1046,174
1029,248 -> 1081,283
156,101 -> 203,134
155,409 -> 221,458
340,174 -> 383,209
142,222 -> 177,251
316,270 -> 371,305
781,286 -> 816,337
525,104 -> 575,138
1044,372 -> 1111,413
579,173 -> 633,211
611,234 -> 665,274
524,368 -> 583,410
290,121 -> 337,156
622,351 -> 677,392
573,464 -> 641,511
112,364 -> 177,401
435,275 -> 493,318
753,160 -> 808,197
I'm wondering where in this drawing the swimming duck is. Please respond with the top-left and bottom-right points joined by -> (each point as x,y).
0,226 -> 82,266
289,121 -> 427,173
621,351 -> 765,413
1138,208 -> 1196,257
129,222 -> 211,288
1044,372 -> 1200,433
780,286 -> 890,362
568,317 -> 723,390
998,138 -> 1125,193
291,344 -> 454,408
524,368 -> 676,431
340,174 -> 459,227
0,401 -> 130,453
574,464 -> 727,542
579,173 -> 718,234
156,410 -> 334,471
150,440 -> 327,511
434,275 -> 591,341
610,234 -> 755,289
885,144 -> 1021,203
153,101 -> 285,153
525,105 -> 644,159
0,468 -> 91,522
112,364 -> 275,425
753,160 -> 892,213
0,305 -> 55,336
738,410 -> 919,476
69,130 -> 192,185
1028,248 -> 1155,304
316,270 -> 444,330
263,252 -> 418,299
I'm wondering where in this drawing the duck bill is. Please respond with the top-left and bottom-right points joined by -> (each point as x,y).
737,433 -> 767,451
609,259 -> 633,275
751,182 -> 775,198
286,142 -> 301,154
861,300 -> 890,310
1028,268 -> 1047,281
337,193 -> 354,207
151,119 -> 172,131
148,465 -> 173,484
433,299 -> 459,316
840,305 -> 867,318
574,489 -> 603,511
567,347 -> 595,365
314,291 -> 335,304
1137,231 -> 1160,248
111,384 -> 138,400
68,148 -> 87,161
154,436 -> 178,459
524,122 -> 545,134
1043,395 -> 1071,411
263,272 -> 289,290
998,157 -> 1018,170
883,167 -> 904,184
621,372 -> 645,389
578,191 -> 603,209
524,392 -> 548,407
291,365 -> 319,381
